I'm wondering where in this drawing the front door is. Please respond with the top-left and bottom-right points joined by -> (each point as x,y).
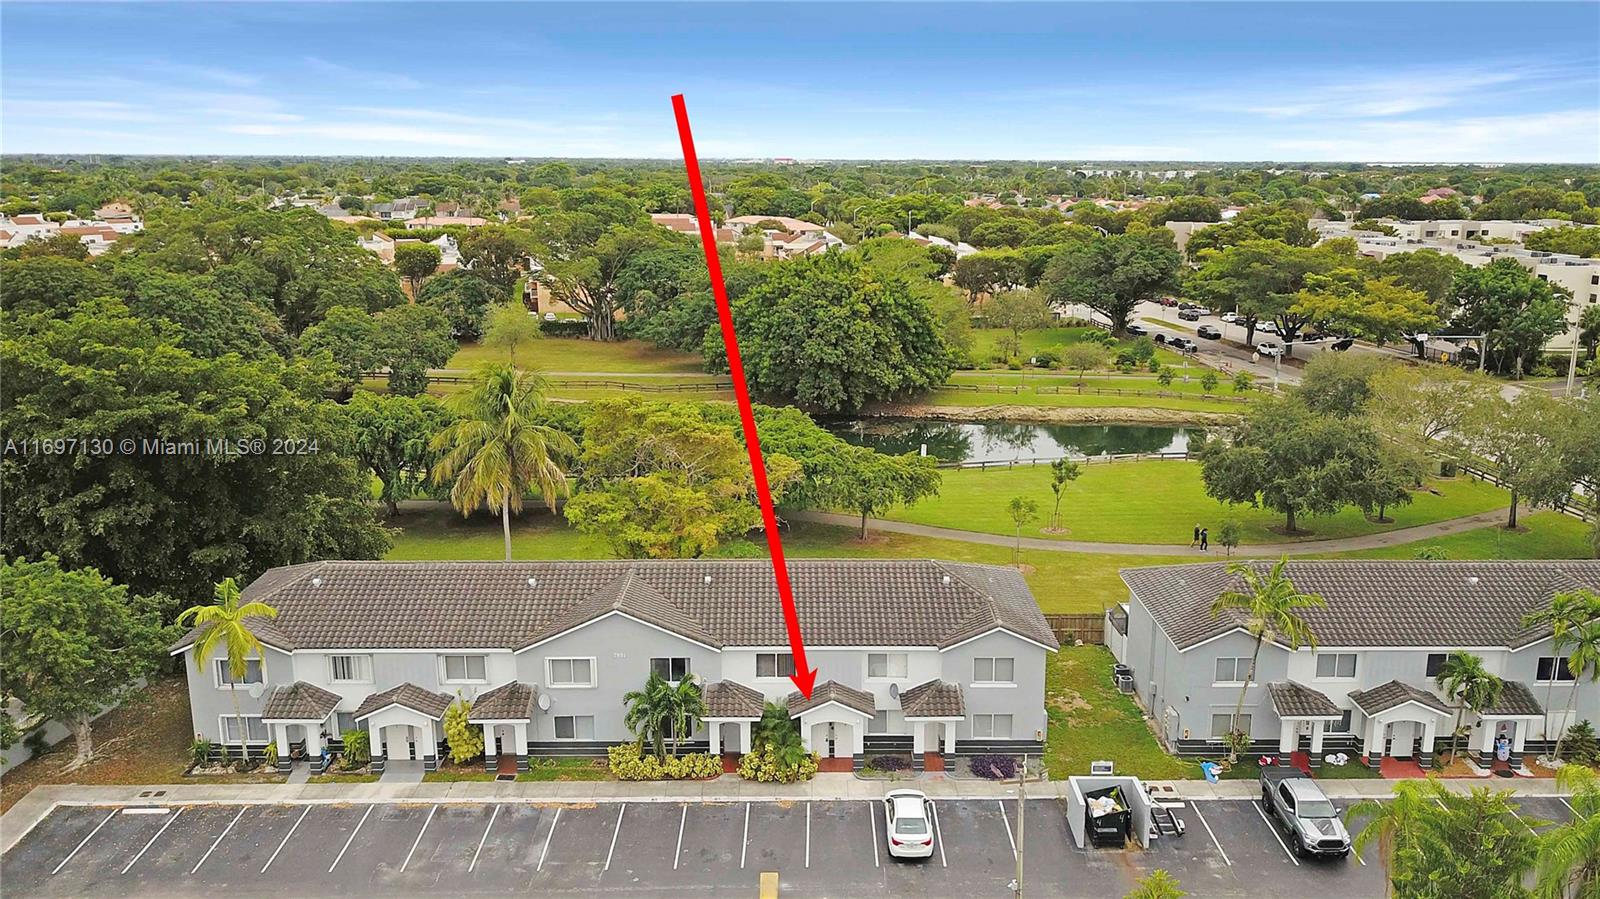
1388,722 -> 1415,758
388,725 -> 415,761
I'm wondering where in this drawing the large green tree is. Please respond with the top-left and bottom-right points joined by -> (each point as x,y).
1452,391 -> 1579,529
394,241 -> 443,297
1042,226 -> 1180,335
419,269 -> 498,340
1450,257 -> 1572,377
345,391 -> 453,515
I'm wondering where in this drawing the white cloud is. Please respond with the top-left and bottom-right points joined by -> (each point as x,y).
303,57 -> 422,91
1266,108 -> 1600,162
0,99 -> 166,123
151,62 -> 262,89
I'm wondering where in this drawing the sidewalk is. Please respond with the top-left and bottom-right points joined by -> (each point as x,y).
0,773 -> 1572,855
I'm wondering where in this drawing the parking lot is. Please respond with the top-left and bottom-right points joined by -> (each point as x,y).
1,794 -> 1578,897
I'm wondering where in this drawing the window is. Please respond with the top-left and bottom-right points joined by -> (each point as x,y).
553,715 -> 595,740
441,654 -> 487,683
756,653 -> 796,678
650,657 -> 690,682
1328,710 -> 1353,734
547,658 -> 595,688
1209,713 -> 1251,739
1538,656 -> 1576,683
868,653 -> 908,679
335,712 -> 356,735
329,655 -> 371,684
219,715 -> 268,744
214,658 -> 263,688
1213,657 -> 1252,684
869,710 -> 905,734
1316,653 -> 1357,679
973,657 -> 1015,684
1425,653 -> 1447,678
972,714 -> 1013,739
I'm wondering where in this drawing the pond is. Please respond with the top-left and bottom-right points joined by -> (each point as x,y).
825,419 -> 1205,464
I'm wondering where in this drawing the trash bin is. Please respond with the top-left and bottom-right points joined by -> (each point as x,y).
1084,785 -> 1132,847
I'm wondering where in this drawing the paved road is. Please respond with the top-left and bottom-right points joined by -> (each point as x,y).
20,794 -> 1561,898
792,507 -> 1517,557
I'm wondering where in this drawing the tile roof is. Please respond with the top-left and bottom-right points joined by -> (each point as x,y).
260,681 -> 341,721
467,681 -> 536,721
1348,680 -> 1451,716
353,683 -> 452,721
1268,681 -> 1340,719
787,680 -> 876,717
1122,561 -> 1600,651
899,679 -> 965,719
703,680 -> 767,719
171,560 -> 1056,653
1480,680 -> 1544,717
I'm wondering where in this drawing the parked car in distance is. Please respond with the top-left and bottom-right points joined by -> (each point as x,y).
883,789 -> 936,859
1178,302 -> 1196,311
1260,768 -> 1351,859
1196,324 -> 1222,340
1153,333 -> 1167,344
1257,320 -> 1280,334
1158,296 -> 1179,307
1178,309 -> 1201,322
1257,341 -> 1284,357
1168,336 -> 1198,352
1191,306 -> 1212,316
1126,323 -> 1149,337
543,312 -> 557,321
1220,312 -> 1238,323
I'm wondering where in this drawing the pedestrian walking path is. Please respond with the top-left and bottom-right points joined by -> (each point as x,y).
790,507 -> 1516,557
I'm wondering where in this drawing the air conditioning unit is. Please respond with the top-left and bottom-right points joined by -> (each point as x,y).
1113,674 -> 1135,694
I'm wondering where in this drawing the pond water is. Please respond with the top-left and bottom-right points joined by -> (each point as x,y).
825,419 -> 1204,464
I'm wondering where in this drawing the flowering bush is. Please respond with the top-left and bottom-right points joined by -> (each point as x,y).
443,697 -> 484,763
607,744 -> 722,781
737,742 -> 820,783
969,754 -> 1018,779
867,755 -> 911,772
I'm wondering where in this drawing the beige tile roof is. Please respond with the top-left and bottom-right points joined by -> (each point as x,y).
353,683 -> 452,721
899,679 -> 965,718
1123,561 -> 1600,651
1268,681 -> 1340,719
703,680 -> 767,719
1480,680 -> 1544,717
261,681 -> 341,721
1348,680 -> 1451,716
467,681 -> 536,721
787,680 -> 876,717
171,560 -> 1056,652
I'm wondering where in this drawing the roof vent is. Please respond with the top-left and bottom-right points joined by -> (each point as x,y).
1468,576 -> 1481,586
311,576 -> 323,587
942,574 -> 952,586
704,574 -> 713,585
527,577 -> 538,588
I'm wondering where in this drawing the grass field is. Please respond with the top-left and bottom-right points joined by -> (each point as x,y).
969,325 -> 1192,369
1330,511 -> 1595,561
918,389 -> 1247,414
882,462 -> 1512,545
947,371 -> 1254,395
1045,646 -> 1192,779
446,337 -> 706,373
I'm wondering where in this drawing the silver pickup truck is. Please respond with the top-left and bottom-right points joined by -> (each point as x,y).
1259,767 -> 1352,859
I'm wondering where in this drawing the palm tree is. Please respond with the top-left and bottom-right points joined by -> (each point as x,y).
431,363 -> 576,561
622,671 -> 674,762
1350,779 -> 1434,898
1208,557 -> 1325,762
755,701 -> 807,769
664,678 -> 707,758
177,578 -> 278,763
1434,651 -> 1504,767
1124,869 -> 1186,899
1554,607 -> 1600,761
1522,589 -> 1600,759
1534,764 -> 1600,899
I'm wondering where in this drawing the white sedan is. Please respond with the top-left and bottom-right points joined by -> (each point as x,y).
1257,341 -> 1285,357
1220,312 -> 1238,323
883,789 -> 936,859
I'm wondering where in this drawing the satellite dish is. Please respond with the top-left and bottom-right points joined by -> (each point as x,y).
889,683 -> 900,700
689,672 -> 703,686
247,683 -> 264,700
537,693 -> 551,711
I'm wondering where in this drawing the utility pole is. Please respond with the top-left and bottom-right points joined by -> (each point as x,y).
1566,331 -> 1580,397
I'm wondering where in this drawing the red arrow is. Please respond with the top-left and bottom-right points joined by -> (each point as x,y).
672,95 -> 817,699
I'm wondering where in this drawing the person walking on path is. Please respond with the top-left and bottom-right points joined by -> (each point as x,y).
1191,524 -> 1201,548
1199,528 -> 1209,552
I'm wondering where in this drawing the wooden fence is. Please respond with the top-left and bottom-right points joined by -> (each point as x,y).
938,451 -> 1192,471
380,373 -> 735,394
939,382 -> 1253,403
1044,613 -> 1107,646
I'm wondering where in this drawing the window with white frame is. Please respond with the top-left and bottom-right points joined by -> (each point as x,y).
441,654 -> 487,683
869,709 -> 905,734
972,714 -> 1013,739
1210,712 -> 1251,739
553,715 -> 595,740
329,654 -> 371,684
547,657 -> 595,688
1315,653 -> 1357,679
219,714 -> 269,744
1538,656 -> 1576,683
756,653 -> 796,678
335,712 -> 356,735
214,657 -> 264,688
868,653 -> 908,679
973,657 -> 1015,684
1327,710 -> 1353,734
1213,657 -> 1252,684
650,657 -> 690,682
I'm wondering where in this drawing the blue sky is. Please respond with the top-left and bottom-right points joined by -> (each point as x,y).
3,2 -> 1597,161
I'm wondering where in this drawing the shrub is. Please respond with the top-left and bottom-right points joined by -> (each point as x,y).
539,318 -> 589,337
1032,348 -> 1061,368
341,729 -> 371,768
1564,720 -> 1600,765
867,755 -> 911,772
444,697 -> 485,763
737,742 -> 820,783
264,741 -> 279,767
969,754 -> 1018,779
1146,357 -> 1161,373
1006,358 -> 1023,370
1200,370 -> 1219,394
1156,367 -> 1174,386
189,737 -> 213,768
1232,372 -> 1253,393
607,744 -> 723,780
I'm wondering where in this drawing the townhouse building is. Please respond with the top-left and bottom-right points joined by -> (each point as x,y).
172,559 -> 1057,774
1109,560 -> 1600,772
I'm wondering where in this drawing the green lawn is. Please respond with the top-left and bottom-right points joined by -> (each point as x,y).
918,388 -> 1246,415
970,325 -> 1191,369
947,371 -> 1253,396
1045,646 -> 1192,779
883,463 -> 1512,545
1330,511 -> 1595,561
446,337 -> 705,374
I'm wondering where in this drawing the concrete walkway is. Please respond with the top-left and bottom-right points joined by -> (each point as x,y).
790,507 -> 1517,557
0,772 -> 1571,855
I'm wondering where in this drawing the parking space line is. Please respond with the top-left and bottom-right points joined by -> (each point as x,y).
1507,806 -> 1539,836
399,804 -> 438,873
122,807 -> 182,874
929,800 -> 948,868
1187,802 -> 1231,866
328,805 -> 374,873
805,801 -> 811,868
867,801 -> 879,868
604,803 -> 625,872
537,806 -> 562,873
469,804 -> 499,873
261,806 -> 310,874
1561,797 -> 1577,815
740,803 -> 749,869
672,804 -> 686,871
53,809 -> 117,875
191,806 -> 247,874
1252,801 -> 1299,866
997,800 -> 1017,860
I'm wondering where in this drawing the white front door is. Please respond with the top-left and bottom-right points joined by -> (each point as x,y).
1388,721 -> 1415,758
388,725 -> 415,761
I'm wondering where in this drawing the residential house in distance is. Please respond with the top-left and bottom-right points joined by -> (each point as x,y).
649,212 -> 737,243
907,231 -> 979,259
170,559 -> 1057,774
406,215 -> 487,229
371,197 -> 424,221
1108,560 -> 1600,774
